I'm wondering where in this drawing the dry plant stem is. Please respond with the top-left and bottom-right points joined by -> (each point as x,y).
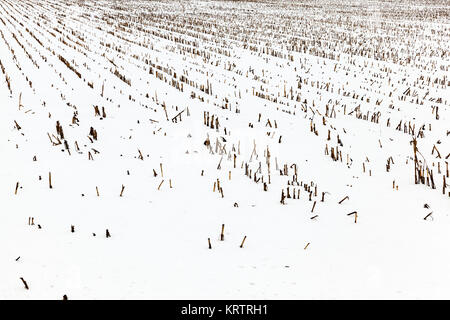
20,277 -> 29,290
240,236 -> 247,248
424,212 -> 433,220
311,201 -> 317,213
339,196 -> 349,204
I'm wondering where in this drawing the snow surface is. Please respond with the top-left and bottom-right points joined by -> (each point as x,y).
0,0 -> 449,299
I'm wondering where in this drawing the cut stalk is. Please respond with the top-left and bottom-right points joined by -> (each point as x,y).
240,236 -> 247,248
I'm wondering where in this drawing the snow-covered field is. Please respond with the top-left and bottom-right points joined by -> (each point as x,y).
0,0 -> 449,299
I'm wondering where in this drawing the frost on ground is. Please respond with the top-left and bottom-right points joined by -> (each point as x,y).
0,0 -> 449,299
